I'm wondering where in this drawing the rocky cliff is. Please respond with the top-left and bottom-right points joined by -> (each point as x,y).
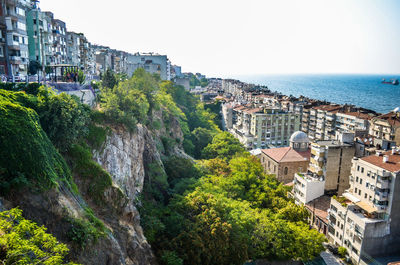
0,119 -> 182,264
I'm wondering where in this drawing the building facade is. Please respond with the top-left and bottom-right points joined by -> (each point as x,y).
369,110 -> 400,146
261,131 -> 310,183
309,135 -> 355,195
3,0 -> 30,78
328,149 -> 400,264
126,53 -> 170,80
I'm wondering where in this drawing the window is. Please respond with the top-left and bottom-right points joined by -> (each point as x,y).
355,188 -> 358,193
360,179 -> 363,185
13,35 -> 19,42
357,165 -> 360,171
0,65 -> 5,75
365,193 -> 367,199
17,22 -> 26,31
284,167 -> 288,175
358,190 -> 361,195
361,167 -> 364,173
0,46 -> 3,57
356,176 -> 359,182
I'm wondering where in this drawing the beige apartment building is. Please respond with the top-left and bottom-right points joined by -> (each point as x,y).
230,106 -> 301,149
308,135 -> 355,195
302,105 -> 341,141
328,149 -> 400,264
369,110 -> 400,146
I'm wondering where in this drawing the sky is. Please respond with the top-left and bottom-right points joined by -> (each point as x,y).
39,0 -> 400,78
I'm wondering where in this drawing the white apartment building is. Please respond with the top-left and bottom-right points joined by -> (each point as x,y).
293,172 -> 325,205
328,149 -> 400,264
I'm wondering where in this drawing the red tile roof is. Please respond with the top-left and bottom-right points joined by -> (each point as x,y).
262,147 -> 310,163
305,195 -> 331,221
361,151 -> 400,172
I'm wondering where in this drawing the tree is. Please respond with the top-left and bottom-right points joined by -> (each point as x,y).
202,132 -> 245,160
77,70 -> 86,85
0,208 -> 79,265
37,88 -> 91,152
28,60 -> 42,75
101,68 -> 117,90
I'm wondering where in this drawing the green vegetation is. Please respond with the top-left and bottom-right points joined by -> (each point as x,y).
0,208 -> 79,265
66,143 -> 112,204
338,246 -> 347,258
66,208 -> 107,249
0,89 -> 75,193
333,195 -> 348,207
134,74 -> 326,264
0,85 -> 108,250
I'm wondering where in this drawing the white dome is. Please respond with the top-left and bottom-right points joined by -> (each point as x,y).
290,131 -> 309,143
393,107 -> 400,113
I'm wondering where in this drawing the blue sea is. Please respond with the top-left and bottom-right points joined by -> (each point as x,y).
235,74 -> 400,114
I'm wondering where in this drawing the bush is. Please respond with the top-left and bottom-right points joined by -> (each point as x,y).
67,143 -> 112,204
161,251 -> 183,265
37,89 -> 91,152
0,89 -> 74,193
338,246 -> 347,258
0,208 -> 79,265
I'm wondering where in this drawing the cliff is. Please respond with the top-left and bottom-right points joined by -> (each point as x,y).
0,115 -> 186,264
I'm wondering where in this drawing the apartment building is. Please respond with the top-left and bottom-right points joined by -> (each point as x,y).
308,133 -> 355,195
66,31 -> 80,66
369,109 -> 400,146
0,3 -> 8,75
44,12 -> 67,65
335,111 -> 375,136
231,106 -> 301,149
26,2 -> 54,69
3,0 -> 30,77
328,149 -> 400,264
261,131 -> 310,183
126,53 -> 170,80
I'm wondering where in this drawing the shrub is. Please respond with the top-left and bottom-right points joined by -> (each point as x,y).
0,208 -> 79,264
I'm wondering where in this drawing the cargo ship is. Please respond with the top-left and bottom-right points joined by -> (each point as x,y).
381,78 -> 399,85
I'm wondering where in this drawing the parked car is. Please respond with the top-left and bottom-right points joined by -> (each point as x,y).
327,244 -> 339,255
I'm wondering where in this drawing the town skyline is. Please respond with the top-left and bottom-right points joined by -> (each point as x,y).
39,0 -> 400,77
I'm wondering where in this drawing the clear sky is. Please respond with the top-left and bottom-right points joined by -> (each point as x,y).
39,0 -> 400,77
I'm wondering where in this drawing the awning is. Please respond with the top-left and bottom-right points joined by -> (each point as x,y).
356,201 -> 377,214
343,192 -> 360,203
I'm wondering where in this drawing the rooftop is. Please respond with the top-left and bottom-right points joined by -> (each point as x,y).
305,195 -> 331,221
361,150 -> 400,172
262,147 -> 310,163
313,140 -> 353,148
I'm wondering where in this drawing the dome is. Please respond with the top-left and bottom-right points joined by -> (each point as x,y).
393,107 -> 400,113
290,131 -> 309,143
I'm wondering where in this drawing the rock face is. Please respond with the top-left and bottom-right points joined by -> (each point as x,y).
1,123 -> 166,265
94,124 -> 160,264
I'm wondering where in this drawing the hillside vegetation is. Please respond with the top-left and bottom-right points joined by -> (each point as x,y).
0,69 -> 325,265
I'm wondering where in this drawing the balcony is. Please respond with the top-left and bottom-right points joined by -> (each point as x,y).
376,179 -> 389,189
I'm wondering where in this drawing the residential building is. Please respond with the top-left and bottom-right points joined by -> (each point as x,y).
26,2 -> 53,69
328,149 -> 400,264
66,31 -> 80,66
126,53 -> 170,80
369,109 -> 400,146
308,132 -> 355,195
305,195 -> 331,236
44,12 -> 67,65
335,111 -> 375,136
0,2 -> 8,76
231,106 -> 301,149
260,131 -> 310,183
293,172 -> 325,204
3,0 -> 30,78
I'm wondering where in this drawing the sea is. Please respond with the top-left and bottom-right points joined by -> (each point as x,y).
235,74 -> 400,114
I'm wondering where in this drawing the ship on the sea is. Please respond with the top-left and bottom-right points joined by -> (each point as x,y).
381,78 -> 399,85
